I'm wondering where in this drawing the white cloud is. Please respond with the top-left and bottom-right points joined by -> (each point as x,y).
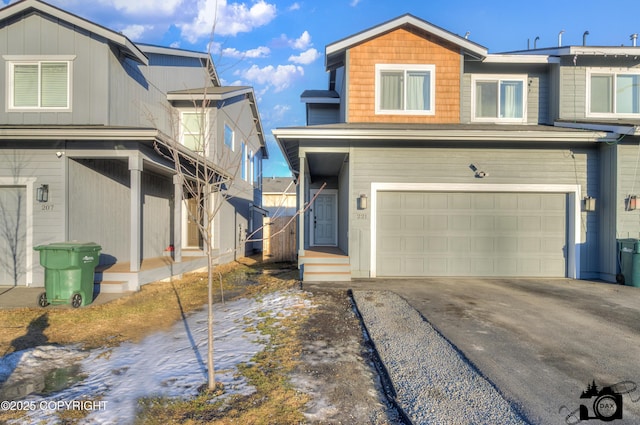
240,64 -> 304,92
272,104 -> 291,120
222,46 -> 271,59
96,0 -> 184,15
288,2 -> 301,11
350,0 -> 362,6
180,0 -> 277,43
288,48 -> 319,64
120,24 -> 152,41
290,30 -> 312,50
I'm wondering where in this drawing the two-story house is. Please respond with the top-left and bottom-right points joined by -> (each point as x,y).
0,0 -> 267,293
274,14 -> 640,283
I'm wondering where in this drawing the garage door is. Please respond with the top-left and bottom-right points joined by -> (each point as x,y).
377,192 -> 566,277
0,186 -> 26,285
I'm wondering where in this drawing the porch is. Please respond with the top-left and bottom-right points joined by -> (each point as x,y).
95,250 -> 211,293
300,246 -> 351,282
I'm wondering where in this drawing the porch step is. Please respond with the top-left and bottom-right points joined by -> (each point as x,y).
299,255 -> 350,265
97,281 -> 128,293
304,263 -> 351,273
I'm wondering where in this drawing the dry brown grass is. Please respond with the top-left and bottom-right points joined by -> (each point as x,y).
0,258 -> 298,356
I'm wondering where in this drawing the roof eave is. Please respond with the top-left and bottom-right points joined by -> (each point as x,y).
325,13 -> 488,69
0,0 -> 148,65
272,127 -> 616,143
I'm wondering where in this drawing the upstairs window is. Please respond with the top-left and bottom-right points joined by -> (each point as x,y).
375,64 -> 435,115
472,75 -> 526,122
8,59 -> 71,110
588,70 -> 640,116
241,141 -> 247,180
181,111 -> 205,152
224,124 -> 234,150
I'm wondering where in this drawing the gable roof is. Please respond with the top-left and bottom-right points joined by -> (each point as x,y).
0,0 -> 148,65
325,13 -> 488,69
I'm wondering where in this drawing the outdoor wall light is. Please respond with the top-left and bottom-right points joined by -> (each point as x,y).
583,196 -> 596,212
627,195 -> 637,211
358,194 -> 368,210
37,184 -> 49,203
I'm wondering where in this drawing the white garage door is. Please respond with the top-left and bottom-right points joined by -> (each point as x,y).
377,192 -> 567,277
0,186 -> 26,285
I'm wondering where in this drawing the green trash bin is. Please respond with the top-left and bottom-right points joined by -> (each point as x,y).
34,242 -> 102,308
617,238 -> 640,287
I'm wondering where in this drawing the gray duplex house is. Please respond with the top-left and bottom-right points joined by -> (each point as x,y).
0,0 -> 267,292
273,14 -> 640,283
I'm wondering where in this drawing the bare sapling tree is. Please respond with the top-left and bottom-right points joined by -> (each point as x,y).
0,151 -> 26,286
149,56 -> 267,391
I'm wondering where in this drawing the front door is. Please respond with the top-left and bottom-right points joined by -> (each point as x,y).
186,198 -> 201,248
311,190 -> 337,246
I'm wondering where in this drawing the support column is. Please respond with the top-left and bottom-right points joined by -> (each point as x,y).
298,155 -> 306,260
129,155 -> 143,273
173,174 -> 183,263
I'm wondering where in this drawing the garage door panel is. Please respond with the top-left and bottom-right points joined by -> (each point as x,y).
377,191 -> 566,277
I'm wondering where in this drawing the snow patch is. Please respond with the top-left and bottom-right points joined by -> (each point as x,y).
0,290 -> 312,425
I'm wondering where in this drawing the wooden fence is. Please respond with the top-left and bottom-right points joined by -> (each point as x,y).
262,216 -> 297,263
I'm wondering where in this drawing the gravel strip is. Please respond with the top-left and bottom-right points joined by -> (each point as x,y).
352,290 -> 529,425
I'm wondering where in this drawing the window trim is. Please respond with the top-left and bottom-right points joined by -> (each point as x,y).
374,64 -> 436,116
224,123 -> 234,151
5,56 -> 74,111
586,68 -> 640,118
180,110 -> 208,153
470,74 -> 528,124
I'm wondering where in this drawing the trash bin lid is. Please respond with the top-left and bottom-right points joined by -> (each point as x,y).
34,242 -> 102,251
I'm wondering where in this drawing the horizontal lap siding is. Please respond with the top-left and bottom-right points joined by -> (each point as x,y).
349,146 -> 599,277
347,27 -> 461,124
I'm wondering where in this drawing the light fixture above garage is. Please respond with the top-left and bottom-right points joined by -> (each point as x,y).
583,196 -> 596,212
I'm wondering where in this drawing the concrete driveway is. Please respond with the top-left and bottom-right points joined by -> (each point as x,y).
308,278 -> 640,424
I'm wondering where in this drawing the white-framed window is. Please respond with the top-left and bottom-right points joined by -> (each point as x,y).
241,141 -> 247,180
6,57 -> 73,110
587,68 -> 640,116
253,151 -> 260,188
471,75 -> 527,123
181,111 -> 206,152
375,64 -> 435,115
224,124 -> 234,150
249,149 -> 254,186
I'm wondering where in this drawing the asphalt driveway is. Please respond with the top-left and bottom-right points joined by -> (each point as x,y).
307,278 -> 640,424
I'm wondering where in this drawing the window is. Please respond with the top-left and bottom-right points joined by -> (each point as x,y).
8,60 -> 71,110
224,124 -> 234,150
181,112 -> 205,152
588,70 -> 640,116
472,75 -> 526,122
253,152 -> 260,188
241,142 -> 247,180
375,64 -> 435,115
249,149 -> 254,185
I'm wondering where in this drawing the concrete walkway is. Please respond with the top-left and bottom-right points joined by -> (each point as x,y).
0,286 -> 129,309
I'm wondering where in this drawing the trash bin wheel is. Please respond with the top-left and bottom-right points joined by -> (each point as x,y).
38,292 -> 49,308
71,293 -> 82,308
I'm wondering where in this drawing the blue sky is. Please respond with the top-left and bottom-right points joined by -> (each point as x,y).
5,0 -> 640,177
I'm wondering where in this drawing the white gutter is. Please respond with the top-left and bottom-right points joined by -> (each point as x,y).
555,121 -> 640,137
272,127 -> 616,143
